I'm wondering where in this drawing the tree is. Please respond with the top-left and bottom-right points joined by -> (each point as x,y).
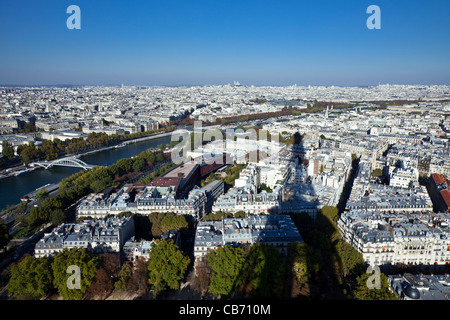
85,268 -> 114,300
129,257 -> 148,294
234,211 -> 246,218
245,243 -> 287,298
101,253 -> 120,280
2,141 -> 14,161
26,207 -> 45,230
160,213 -> 189,234
320,206 -> 339,223
202,211 -> 233,221
207,246 -> 246,297
52,248 -> 99,300
335,240 -> 364,278
353,272 -> 398,300
147,239 -> 190,297
20,142 -> 39,163
132,157 -> 146,172
35,188 -> 49,204
89,176 -> 112,193
8,256 -> 54,300
290,243 -> 322,289
114,263 -> 133,292
114,158 -> 134,176
259,183 -> 272,193
372,168 -> 383,177
155,152 -> 164,163
149,212 -> 166,238
0,221 -> 10,250
193,257 -> 211,297
133,214 -> 152,240
86,253 -> 120,299
39,140 -> 59,161
148,212 -> 189,238
50,209 -> 65,225
308,229 -> 333,253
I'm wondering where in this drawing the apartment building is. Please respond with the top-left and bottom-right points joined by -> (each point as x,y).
338,210 -> 450,267
76,180 -> 224,220
34,216 -> 135,258
194,215 -> 303,259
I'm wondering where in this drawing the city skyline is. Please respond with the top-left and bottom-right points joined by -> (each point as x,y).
1,0 -> 450,86
2,0 -> 450,305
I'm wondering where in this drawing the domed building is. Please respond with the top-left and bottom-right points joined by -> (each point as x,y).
402,284 -> 421,300
388,273 -> 450,300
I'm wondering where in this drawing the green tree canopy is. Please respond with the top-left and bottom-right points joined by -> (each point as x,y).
290,242 -> 322,289
148,212 -> 189,238
234,211 -> 246,218
160,213 -> 189,234
50,209 -> 65,226
114,263 -> 133,293
147,239 -> 190,297
8,256 -> 54,300
335,240 -> 364,278
207,246 -> 246,297
372,168 -> 383,177
245,243 -> 287,298
202,211 -> 233,221
35,188 -> 49,203
132,157 -> 146,172
51,248 -> 99,300
89,176 -> 113,193
148,212 -> 166,238
354,272 -> 398,300
320,206 -> 339,223
20,142 -> 40,163
2,141 -> 14,160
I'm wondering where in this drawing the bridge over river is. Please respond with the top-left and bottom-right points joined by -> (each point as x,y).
32,157 -> 96,170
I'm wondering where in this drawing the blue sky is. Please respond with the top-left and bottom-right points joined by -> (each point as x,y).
0,0 -> 449,86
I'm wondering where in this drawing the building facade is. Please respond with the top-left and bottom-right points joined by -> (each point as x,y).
194,215 -> 303,259
338,210 -> 450,267
34,216 -> 135,258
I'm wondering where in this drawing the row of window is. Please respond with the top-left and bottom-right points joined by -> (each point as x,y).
37,245 -> 61,249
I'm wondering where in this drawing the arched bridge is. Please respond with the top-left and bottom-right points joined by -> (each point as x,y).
33,157 -> 96,170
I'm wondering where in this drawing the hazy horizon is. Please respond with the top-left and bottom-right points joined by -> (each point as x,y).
1,0 -> 449,86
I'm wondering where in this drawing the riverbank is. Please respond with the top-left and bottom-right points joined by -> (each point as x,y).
0,129 -> 183,181
77,129 -> 180,157
0,164 -> 34,180
0,131 -> 178,211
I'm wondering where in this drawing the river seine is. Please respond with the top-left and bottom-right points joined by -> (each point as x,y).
0,134 -> 173,210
